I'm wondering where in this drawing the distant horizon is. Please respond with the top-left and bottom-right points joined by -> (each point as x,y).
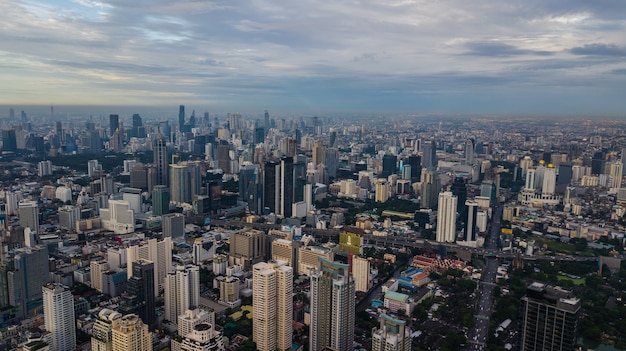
1,1 -> 626,116
0,104 -> 624,121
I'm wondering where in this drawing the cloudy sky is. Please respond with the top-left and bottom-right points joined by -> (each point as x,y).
1,0 -> 626,115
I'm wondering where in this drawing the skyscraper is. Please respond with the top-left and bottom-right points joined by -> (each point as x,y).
1,128 -> 17,152
464,200 -> 478,242
371,313 -> 412,351
18,200 -> 39,237
8,246 -> 50,318
153,134 -> 169,186
229,229 -> 266,269
312,141 -> 326,166
162,213 -> 185,238
179,105 -> 186,132
112,314 -> 152,351
422,140 -> 436,169
152,185 -> 170,216
436,191 -> 457,243
521,282 -> 580,351
252,261 -> 293,351
264,110 -> 270,137
126,238 -> 172,298
309,257 -> 355,351
43,283 -> 76,351
121,259 -> 156,328
381,154 -> 397,178
109,114 -> 120,136
92,309 -> 123,351
164,265 -> 200,325
420,168 -> 440,209
170,163 -> 193,204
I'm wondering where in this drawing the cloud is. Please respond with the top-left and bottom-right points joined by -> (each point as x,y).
464,41 -> 555,57
570,43 -> 626,56
0,0 -> 625,114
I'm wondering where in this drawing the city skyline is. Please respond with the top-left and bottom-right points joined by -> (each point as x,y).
1,0 -> 626,115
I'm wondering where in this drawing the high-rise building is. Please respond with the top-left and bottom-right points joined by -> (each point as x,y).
280,157 -> 294,218
381,154 -> 397,178
264,110 -> 270,137
164,265 -> 200,324
90,259 -> 110,293
371,313 -> 412,351
43,283 -> 76,351
170,161 -> 201,203
8,246 -> 50,318
121,259 -> 156,328
239,164 -> 262,214
422,141 -> 436,169
2,128 -> 18,152
375,179 -> 390,203
92,309 -> 123,351
162,213 -> 185,239
111,314 -> 152,351
312,141 -> 326,166
126,238 -> 172,297
521,282 -> 580,351
464,139 -> 475,165
309,257 -> 355,351
18,200 -> 39,236
252,261 -> 293,351
179,105 -> 186,132
109,114 -> 120,137
153,134 -> 169,186
37,160 -> 53,177
230,229 -> 266,269
420,169 -> 440,209
152,185 -> 170,216
352,255 -> 371,293
609,161 -> 623,189
542,164 -> 557,195
436,191 -> 457,243
177,309 -> 215,340
100,199 -> 135,234
450,176 -> 467,218
464,200 -> 478,242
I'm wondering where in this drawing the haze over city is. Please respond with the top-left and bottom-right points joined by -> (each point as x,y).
2,0 -> 626,115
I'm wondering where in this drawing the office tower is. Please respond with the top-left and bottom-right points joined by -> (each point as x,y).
480,181 -> 496,203
420,168 -> 440,209
100,199 -> 135,234
375,179 -> 390,203
464,200 -> 478,241
371,313 -> 412,351
131,113 -> 144,138
121,259 -> 156,328
540,164 -> 556,195
92,309 -> 123,351
279,157 -> 294,218
18,200 -> 39,236
252,261 -> 293,351
37,160 -> 53,177
91,259 -> 110,293
264,110 -> 270,137
450,176 -> 467,218
162,213 -> 185,239
406,155 -> 421,181
436,191 -> 457,243
309,257 -> 355,351
381,154 -> 397,178
170,164 -> 193,204
352,255 -> 371,293
521,282 -> 581,351
239,164 -> 262,214
179,105 -> 186,132
8,246 -> 50,318
217,275 -> 241,307
1,128 -> 17,152
109,114 -> 119,136
422,141 -> 436,169
126,237 -> 172,297
264,160 -> 279,213
556,164 -> 573,193
591,151 -> 605,175
401,164 -> 412,181
150,185 -> 170,216
464,139 -> 475,165
164,265 -> 200,325
312,141 -> 326,166
43,283 -> 76,351
525,168 -> 537,191
112,314 -> 152,351
230,229 -> 266,269
153,134 -> 169,186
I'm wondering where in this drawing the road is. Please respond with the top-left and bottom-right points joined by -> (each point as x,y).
465,205 -> 502,350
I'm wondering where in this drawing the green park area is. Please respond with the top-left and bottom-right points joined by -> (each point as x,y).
556,274 -> 585,285
229,305 -> 253,321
